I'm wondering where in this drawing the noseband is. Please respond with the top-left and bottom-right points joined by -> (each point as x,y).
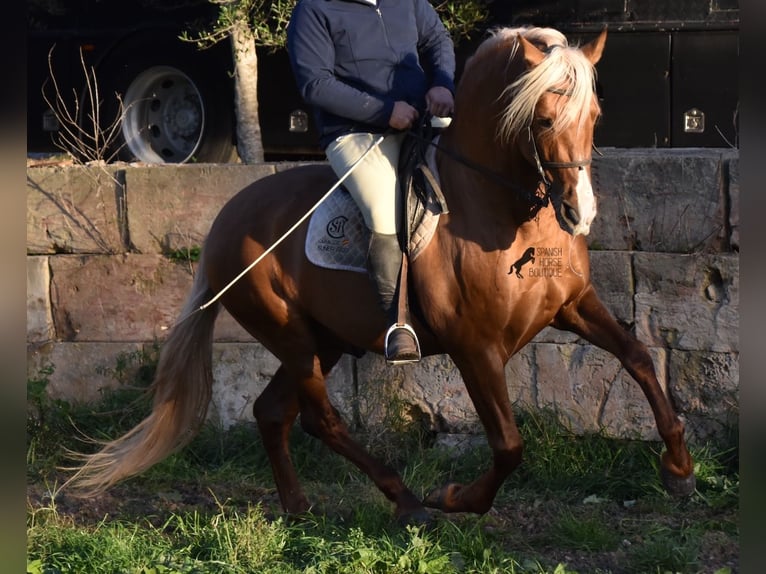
527,125 -> 592,191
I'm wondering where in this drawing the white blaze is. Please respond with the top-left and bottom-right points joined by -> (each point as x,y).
573,168 -> 597,236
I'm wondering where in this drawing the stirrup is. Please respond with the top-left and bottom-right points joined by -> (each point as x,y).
384,323 -> 421,365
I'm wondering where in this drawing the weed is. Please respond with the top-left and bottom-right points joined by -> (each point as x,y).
27,349 -> 159,480
167,246 -> 202,263
27,364 -> 75,476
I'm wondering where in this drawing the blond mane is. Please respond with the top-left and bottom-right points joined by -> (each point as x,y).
470,26 -> 599,142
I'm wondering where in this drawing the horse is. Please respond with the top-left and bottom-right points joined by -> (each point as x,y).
65,26 -> 696,525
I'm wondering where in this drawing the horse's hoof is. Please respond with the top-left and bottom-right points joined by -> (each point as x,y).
396,507 -> 433,528
423,488 -> 445,509
661,466 -> 696,497
423,483 -> 462,511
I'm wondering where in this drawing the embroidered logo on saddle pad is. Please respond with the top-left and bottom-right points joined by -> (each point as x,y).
305,190 -> 370,273
305,187 -> 443,272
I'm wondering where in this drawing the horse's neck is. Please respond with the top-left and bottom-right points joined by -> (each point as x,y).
436,130 -> 540,232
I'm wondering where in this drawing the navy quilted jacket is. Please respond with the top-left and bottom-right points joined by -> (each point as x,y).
287,0 -> 455,148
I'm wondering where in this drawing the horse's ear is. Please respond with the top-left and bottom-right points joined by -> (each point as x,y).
581,28 -> 607,65
518,34 -> 545,68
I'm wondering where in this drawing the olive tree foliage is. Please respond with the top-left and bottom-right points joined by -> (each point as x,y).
182,0 -> 489,163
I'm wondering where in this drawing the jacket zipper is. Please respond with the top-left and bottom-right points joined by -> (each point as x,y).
375,7 -> 395,58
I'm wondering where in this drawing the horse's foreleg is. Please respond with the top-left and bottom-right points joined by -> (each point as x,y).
555,284 -> 695,496
252,365 -> 310,515
424,349 -> 523,514
295,356 -> 429,525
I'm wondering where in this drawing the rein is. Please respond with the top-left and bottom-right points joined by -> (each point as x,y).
406,123 -> 550,210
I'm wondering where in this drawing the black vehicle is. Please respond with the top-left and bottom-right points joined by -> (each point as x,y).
27,0 -> 322,163
27,0 -> 738,164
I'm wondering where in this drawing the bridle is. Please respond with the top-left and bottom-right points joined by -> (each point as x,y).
406,87 -> 599,211
527,86 -> 594,190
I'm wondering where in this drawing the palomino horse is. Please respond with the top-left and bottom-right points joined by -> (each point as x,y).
67,26 -> 696,525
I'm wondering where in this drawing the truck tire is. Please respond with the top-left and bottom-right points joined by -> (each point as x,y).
83,30 -> 237,164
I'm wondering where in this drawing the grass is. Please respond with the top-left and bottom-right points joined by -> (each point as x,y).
26,362 -> 738,574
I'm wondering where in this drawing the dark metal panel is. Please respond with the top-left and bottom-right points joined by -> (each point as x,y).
257,48 -> 322,160
584,32 -> 671,147
626,0 -> 710,22
486,0 -> 738,32
670,31 -> 739,147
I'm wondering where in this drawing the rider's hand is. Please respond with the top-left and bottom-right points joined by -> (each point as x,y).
389,101 -> 419,130
425,86 -> 454,118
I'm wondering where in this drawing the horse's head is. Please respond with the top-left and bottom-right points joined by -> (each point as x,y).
495,27 -> 607,236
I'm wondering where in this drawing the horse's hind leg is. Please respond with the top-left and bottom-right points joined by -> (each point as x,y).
252,364 -> 310,515
255,347 -> 427,524
294,353 -> 430,525
554,284 -> 695,496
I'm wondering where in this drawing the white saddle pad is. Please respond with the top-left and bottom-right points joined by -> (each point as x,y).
305,138 -> 444,273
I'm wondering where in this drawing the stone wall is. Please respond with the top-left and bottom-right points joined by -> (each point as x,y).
26,149 -> 739,446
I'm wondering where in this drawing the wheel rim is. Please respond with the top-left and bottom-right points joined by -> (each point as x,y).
122,66 -> 205,163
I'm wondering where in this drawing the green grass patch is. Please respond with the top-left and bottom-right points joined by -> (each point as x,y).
547,510 -> 621,552
27,362 -> 738,573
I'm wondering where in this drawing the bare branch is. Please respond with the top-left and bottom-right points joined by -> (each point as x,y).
43,45 -> 128,165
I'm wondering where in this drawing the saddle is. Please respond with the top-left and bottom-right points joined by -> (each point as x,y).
397,116 -> 450,253
305,118 -> 449,272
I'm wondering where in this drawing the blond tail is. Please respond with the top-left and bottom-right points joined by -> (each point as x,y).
63,261 -> 220,494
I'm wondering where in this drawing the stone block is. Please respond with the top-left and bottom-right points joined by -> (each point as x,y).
25,156 -> 740,445
356,353 -> 483,434
209,344 -> 355,429
589,149 -> 727,253
533,342 -> 666,440
598,347 -> 668,441
588,250 -> 635,325
209,342 -> 279,429
505,346 -> 538,410
27,256 -> 55,342
325,355 -> 358,426
354,348 -> 538,436
125,164 -> 277,254
27,165 -> 125,254
27,341 -> 148,403
49,253 -> 194,341
634,252 -> 738,352
668,349 -> 738,443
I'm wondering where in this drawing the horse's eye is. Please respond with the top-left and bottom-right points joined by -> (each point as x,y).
535,117 -> 554,129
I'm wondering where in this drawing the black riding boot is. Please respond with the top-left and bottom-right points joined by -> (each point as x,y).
367,232 -> 421,364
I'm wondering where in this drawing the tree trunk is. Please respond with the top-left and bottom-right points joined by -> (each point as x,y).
230,20 -> 264,163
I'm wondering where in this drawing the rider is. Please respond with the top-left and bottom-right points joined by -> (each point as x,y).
287,0 -> 456,364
